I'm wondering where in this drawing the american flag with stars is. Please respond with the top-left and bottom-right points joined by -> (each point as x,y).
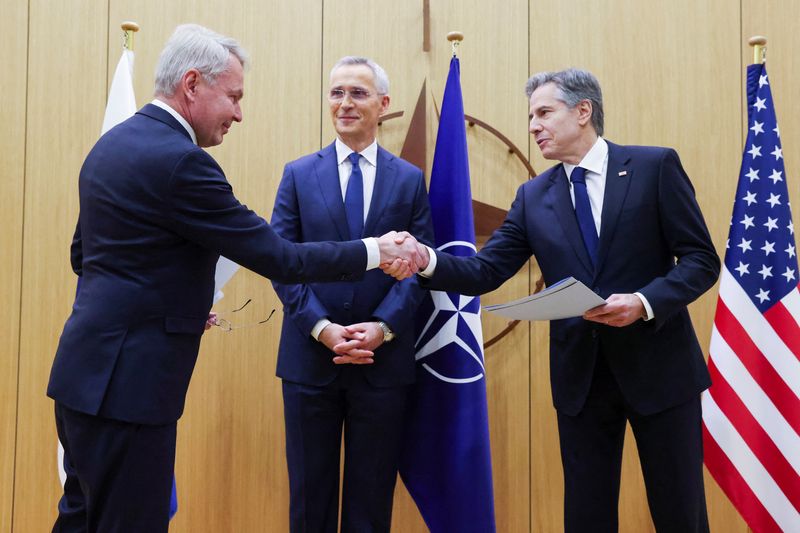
702,64 -> 800,532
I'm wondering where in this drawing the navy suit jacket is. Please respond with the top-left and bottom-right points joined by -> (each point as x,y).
425,142 -> 720,415
271,143 -> 434,387
48,104 -> 368,425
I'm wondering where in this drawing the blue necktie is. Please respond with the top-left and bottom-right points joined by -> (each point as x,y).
570,166 -> 598,265
345,152 -> 364,239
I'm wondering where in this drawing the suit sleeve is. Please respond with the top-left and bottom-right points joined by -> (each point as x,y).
70,220 -> 82,277
270,163 -> 335,337
637,149 -> 720,327
370,170 -> 435,336
166,149 -> 367,284
423,183 -> 534,295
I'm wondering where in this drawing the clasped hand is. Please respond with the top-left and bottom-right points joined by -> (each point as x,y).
319,322 -> 384,365
377,231 -> 429,280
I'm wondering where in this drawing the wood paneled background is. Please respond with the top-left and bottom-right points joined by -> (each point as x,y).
2,0 -> 797,530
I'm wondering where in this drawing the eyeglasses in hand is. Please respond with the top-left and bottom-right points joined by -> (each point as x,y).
212,299 -> 276,332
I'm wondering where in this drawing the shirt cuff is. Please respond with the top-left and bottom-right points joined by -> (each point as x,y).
419,246 -> 437,278
634,292 -> 654,321
311,319 -> 332,341
363,238 -> 380,270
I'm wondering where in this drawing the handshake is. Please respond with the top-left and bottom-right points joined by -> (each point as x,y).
377,231 -> 430,280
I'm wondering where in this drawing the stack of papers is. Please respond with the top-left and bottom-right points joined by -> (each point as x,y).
484,277 -> 606,321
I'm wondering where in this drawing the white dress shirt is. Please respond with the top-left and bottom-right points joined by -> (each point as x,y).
152,99 -> 197,145
335,138 -> 378,221
564,136 -> 608,235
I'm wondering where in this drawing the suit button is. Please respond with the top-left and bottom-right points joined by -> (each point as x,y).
343,303 -> 352,310
591,329 -> 598,339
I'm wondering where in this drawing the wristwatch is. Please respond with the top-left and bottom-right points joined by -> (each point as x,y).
376,321 -> 395,342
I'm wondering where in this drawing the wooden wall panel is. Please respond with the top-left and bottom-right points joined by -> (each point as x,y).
730,4 -> 800,532
0,1 -> 27,530
322,4 -> 433,531
13,1 -> 108,531
743,1 -> 800,238
529,0 -> 743,531
426,3 -> 532,532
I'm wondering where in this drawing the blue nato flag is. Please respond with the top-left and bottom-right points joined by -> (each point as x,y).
399,56 -> 497,533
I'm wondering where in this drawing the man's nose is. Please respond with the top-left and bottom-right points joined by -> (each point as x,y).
340,94 -> 354,108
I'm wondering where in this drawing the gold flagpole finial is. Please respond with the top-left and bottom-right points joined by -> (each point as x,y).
447,31 -> 464,57
748,35 -> 767,65
121,21 -> 140,51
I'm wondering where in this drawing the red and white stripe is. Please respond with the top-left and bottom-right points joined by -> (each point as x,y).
703,267 -> 800,532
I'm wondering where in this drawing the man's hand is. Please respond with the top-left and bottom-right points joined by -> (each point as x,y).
204,312 -> 218,332
332,322 -> 384,365
377,231 -> 426,280
319,323 -> 374,365
378,233 -> 430,280
583,294 -> 645,328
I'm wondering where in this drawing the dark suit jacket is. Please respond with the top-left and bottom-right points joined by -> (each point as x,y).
271,142 -> 434,387
48,104 -> 368,425
425,142 -> 720,415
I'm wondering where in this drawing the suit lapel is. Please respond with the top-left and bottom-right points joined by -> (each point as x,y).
363,147 -> 398,238
314,143 -> 350,241
595,142 -> 632,274
546,165 -> 595,273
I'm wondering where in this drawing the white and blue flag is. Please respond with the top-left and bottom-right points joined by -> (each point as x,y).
399,56 -> 496,533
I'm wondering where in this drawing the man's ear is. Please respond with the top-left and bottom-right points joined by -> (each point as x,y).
379,94 -> 391,115
577,99 -> 593,127
181,69 -> 201,101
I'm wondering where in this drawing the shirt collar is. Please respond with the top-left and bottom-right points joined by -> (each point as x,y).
152,99 -> 197,145
564,136 -> 608,177
335,138 -> 378,167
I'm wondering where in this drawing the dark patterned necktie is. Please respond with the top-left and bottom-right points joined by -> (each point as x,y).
345,152 -> 364,239
570,166 -> 598,265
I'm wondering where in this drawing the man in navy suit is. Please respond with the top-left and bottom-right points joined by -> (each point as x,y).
387,68 -> 720,532
271,56 -> 434,533
48,27 -> 421,533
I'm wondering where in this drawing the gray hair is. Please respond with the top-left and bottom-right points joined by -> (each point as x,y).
525,68 -> 604,136
154,24 -> 249,97
330,56 -> 390,95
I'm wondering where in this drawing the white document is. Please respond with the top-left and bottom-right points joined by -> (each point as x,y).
213,256 -> 241,304
484,277 -> 606,321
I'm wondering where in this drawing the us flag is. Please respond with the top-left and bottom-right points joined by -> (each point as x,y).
702,63 -> 800,532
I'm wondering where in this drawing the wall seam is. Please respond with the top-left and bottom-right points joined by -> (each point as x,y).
11,0 -> 33,529
739,0 -> 744,155
527,0 -> 533,531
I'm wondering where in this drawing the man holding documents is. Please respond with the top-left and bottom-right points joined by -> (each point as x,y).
390,68 -> 720,532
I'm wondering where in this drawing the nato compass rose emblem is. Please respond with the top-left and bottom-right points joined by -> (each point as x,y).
414,241 -> 486,383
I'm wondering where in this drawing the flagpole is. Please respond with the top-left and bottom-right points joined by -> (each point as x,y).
447,31 -> 463,57
121,21 -> 140,51
748,35 -> 766,65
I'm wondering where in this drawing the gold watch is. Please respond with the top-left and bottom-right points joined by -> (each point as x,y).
377,321 -> 394,342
